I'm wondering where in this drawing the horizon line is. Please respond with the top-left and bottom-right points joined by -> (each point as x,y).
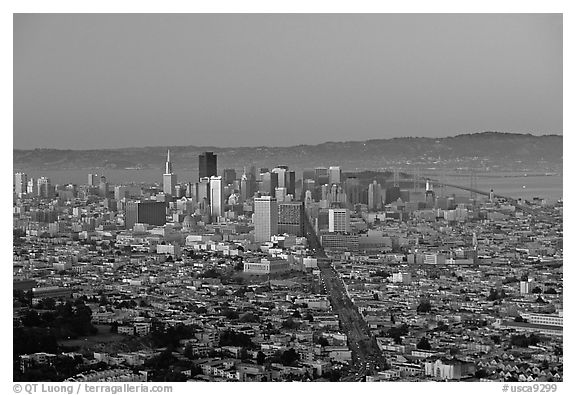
13,130 -> 562,152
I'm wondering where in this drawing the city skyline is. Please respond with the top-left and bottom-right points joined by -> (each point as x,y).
14,14 -> 562,150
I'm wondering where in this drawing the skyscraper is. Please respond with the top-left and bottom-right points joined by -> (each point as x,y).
222,168 -> 237,185
368,181 -> 382,211
125,200 -> 167,229
254,196 -> 278,242
315,167 -> 329,185
278,202 -> 305,236
99,176 -> 108,198
163,150 -> 177,196
37,177 -> 53,198
329,208 -> 350,233
286,171 -> 296,196
88,173 -> 98,186
14,172 -> 27,196
328,166 -> 342,185
272,167 -> 287,188
209,176 -> 224,220
199,152 -> 217,180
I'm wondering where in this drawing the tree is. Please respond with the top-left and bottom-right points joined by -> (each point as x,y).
531,286 -> 543,294
544,288 -> 557,295
416,300 -> 432,313
257,351 -> 266,365
281,317 -> 300,330
417,337 -> 432,350
280,348 -> 299,366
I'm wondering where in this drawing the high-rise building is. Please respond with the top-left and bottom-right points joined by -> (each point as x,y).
37,177 -> 53,198
328,166 -> 342,185
88,174 -> 98,186
278,202 -> 305,236
99,176 -> 109,198
344,177 -> 361,205
14,172 -> 27,196
303,169 -> 315,181
125,200 -> 166,229
114,186 -> 128,201
329,208 -> 350,233
368,181 -> 382,211
385,186 -> 400,205
27,178 -> 36,196
259,172 -> 278,197
222,168 -> 237,185
272,167 -> 287,188
199,152 -> 217,180
286,171 -> 296,196
302,179 -> 316,201
254,196 -> 278,242
163,150 -> 177,196
240,172 -> 249,202
209,176 -> 224,220
315,167 -> 329,185
195,177 -> 210,206
275,187 -> 287,202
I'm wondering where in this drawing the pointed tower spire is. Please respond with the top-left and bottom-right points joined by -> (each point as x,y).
165,149 -> 173,174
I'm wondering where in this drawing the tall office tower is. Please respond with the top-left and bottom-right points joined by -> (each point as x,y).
278,201 -> 306,236
198,152 -> 217,180
302,179 -> 316,201
195,177 -> 210,204
328,166 -> 342,185
88,173 -> 98,186
321,184 -> 330,201
344,177 -> 361,205
27,178 -> 36,196
174,184 -> 185,198
99,176 -> 109,197
385,186 -> 401,205
272,167 -> 287,188
328,208 -> 350,233
286,171 -> 296,196
15,172 -> 28,196
209,176 -> 224,220
315,167 -> 329,185
368,181 -> 382,211
425,189 -> 436,208
275,187 -> 287,202
303,169 -> 315,181
222,169 -> 237,185
125,200 -> 167,229
240,173 -> 249,202
304,190 -> 313,205
259,172 -> 278,197
254,196 -> 278,242
114,185 -> 128,201
163,150 -> 177,196
186,182 -> 194,199
37,177 -> 53,198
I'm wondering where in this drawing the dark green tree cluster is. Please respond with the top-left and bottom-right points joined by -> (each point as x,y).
218,329 -> 254,348
487,288 -> 506,301
148,322 -> 198,349
416,300 -> 432,313
510,334 -> 540,348
387,324 -> 409,344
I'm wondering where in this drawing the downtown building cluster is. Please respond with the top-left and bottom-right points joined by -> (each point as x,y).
12,152 -> 563,382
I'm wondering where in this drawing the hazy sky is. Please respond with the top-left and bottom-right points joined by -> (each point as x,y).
13,13 -> 562,149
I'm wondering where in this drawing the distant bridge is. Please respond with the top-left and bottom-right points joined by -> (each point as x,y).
424,178 -> 558,224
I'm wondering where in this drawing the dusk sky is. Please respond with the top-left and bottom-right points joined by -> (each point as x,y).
13,13 -> 562,150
